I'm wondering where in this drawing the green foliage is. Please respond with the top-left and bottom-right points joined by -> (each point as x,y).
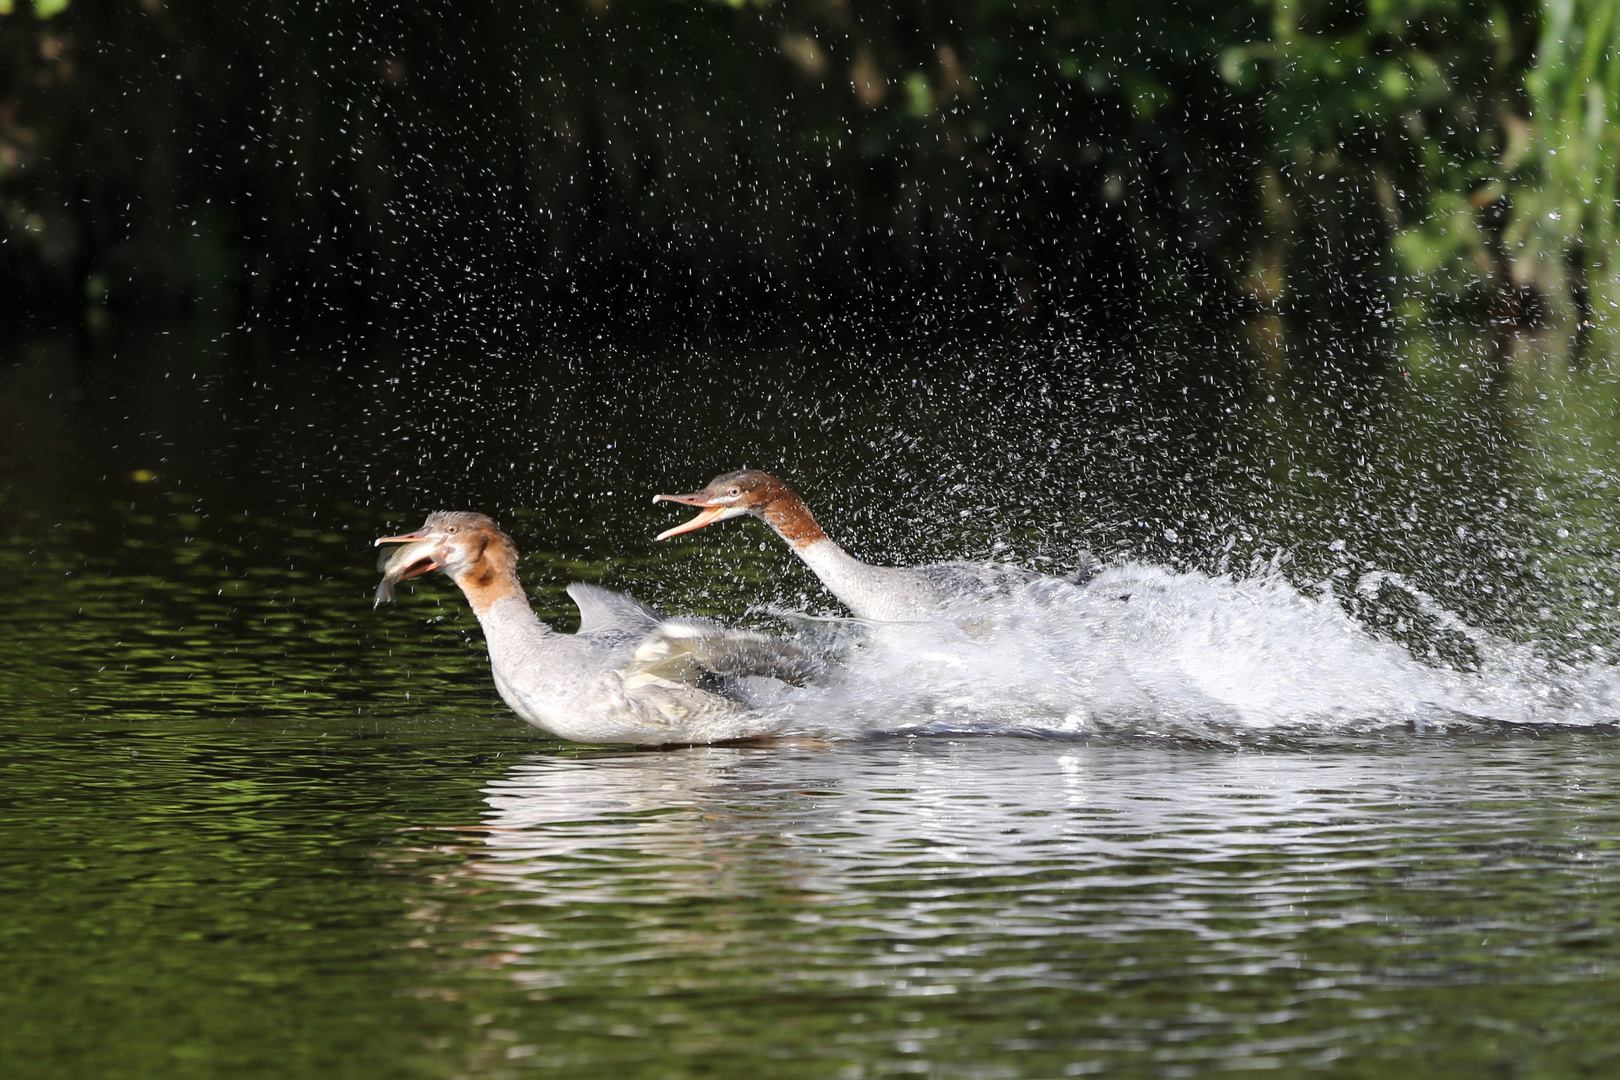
0,0 -> 73,18
1223,0 -> 1537,315
1503,0 -> 1620,327
1227,0 -> 1620,347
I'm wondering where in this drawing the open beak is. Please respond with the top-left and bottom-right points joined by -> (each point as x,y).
375,530 -> 443,578
375,529 -> 427,546
373,530 -> 444,606
652,492 -> 733,541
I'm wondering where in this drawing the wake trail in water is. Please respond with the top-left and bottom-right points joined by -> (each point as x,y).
762,563 -> 1620,740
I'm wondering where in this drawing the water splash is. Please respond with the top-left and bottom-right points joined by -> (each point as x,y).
759,563 -> 1620,741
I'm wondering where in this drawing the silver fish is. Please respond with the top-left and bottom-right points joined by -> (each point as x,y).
374,536 -> 441,608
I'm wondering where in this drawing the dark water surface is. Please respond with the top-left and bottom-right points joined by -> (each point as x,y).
6,326 -> 1620,1077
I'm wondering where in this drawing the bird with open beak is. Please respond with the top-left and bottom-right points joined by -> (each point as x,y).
373,509 -> 822,744
653,470 -> 1101,622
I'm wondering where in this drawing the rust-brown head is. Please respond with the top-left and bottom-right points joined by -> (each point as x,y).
373,511 -> 517,608
651,470 -> 801,541
653,470 -> 828,546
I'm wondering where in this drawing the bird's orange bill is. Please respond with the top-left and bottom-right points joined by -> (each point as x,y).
652,498 -> 728,541
374,529 -> 430,546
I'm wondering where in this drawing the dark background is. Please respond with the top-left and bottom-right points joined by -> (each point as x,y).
1,0 -> 1566,349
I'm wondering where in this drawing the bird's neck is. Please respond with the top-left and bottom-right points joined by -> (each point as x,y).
459,566 -> 556,677
452,558 -> 531,619
760,498 -> 910,618
760,491 -> 830,549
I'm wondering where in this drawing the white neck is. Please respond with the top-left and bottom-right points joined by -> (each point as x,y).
474,594 -> 554,669
792,537 -> 912,620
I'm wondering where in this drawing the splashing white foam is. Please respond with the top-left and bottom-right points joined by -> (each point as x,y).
762,564 -> 1620,740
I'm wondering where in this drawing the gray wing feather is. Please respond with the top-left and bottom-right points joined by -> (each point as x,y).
622,619 -> 822,690
567,582 -> 664,635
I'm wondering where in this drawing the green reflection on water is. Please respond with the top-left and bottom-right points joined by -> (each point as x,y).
0,727 -> 506,1080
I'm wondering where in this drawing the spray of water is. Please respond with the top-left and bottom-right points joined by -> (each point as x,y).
751,562 -> 1620,742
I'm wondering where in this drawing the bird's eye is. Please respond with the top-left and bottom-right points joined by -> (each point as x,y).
446,526 -> 458,535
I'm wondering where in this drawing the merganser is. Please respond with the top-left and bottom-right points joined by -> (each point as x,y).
375,511 -> 819,745
653,471 -> 1101,622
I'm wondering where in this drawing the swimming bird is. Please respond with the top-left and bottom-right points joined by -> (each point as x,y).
375,511 -> 820,745
653,470 -> 1101,622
